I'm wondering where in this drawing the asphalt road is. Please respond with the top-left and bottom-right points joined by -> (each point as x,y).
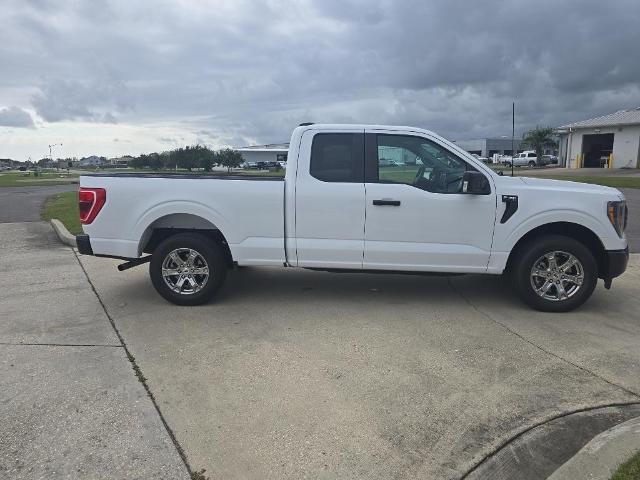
0,184 -> 76,223
620,188 -> 640,252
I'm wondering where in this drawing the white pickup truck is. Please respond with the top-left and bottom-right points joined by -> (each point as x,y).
76,124 -> 629,312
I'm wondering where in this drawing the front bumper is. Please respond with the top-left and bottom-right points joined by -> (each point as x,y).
76,234 -> 93,255
601,247 -> 629,288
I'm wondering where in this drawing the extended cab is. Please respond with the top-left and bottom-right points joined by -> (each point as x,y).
76,124 -> 629,312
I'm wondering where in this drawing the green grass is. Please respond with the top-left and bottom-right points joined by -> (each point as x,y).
0,172 -> 79,187
526,175 -> 640,189
41,191 -> 82,235
379,167 -> 420,184
611,450 -> 640,480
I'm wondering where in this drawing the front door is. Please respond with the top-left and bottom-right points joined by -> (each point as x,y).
363,131 -> 497,272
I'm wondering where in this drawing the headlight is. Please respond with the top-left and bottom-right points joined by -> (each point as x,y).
607,200 -> 628,237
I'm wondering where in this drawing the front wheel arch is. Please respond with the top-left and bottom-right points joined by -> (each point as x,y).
505,222 -> 606,278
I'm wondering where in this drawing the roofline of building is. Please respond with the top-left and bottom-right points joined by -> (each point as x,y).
558,121 -> 640,130
236,148 -> 289,152
452,137 -> 523,143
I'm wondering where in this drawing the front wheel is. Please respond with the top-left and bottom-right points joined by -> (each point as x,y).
510,235 -> 598,312
149,232 -> 227,306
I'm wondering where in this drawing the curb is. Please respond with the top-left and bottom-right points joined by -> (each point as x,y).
50,219 -> 77,248
465,403 -> 640,480
548,415 -> 640,480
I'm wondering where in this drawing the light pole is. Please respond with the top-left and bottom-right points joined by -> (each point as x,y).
49,143 -> 62,170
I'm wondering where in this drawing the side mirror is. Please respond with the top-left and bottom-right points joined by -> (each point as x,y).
462,171 -> 491,195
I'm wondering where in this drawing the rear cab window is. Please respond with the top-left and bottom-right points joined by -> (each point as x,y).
310,133 -> 364,182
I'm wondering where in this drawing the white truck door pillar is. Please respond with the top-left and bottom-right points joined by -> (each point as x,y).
293,129 -> 366,269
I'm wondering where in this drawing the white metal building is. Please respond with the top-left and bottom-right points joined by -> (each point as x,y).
236,143 -> 289,165
557,108 -> 640,168
452,137 -> 524,157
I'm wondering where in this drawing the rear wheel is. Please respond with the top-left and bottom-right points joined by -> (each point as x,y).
150,232 -> 227,306
528,160 -> 536,167
510,235 -> 597,312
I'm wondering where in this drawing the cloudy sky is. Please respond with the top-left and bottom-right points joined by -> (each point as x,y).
1,0 -> 639,161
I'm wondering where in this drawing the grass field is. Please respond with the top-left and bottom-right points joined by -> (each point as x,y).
610,450 -> 640,480
0,172 -> 79,187
41,191 -> 82,235
378,167 -> 640,189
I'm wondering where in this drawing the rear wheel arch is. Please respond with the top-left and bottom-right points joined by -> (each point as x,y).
505,222 -> 606,277
139,213 -> 234,267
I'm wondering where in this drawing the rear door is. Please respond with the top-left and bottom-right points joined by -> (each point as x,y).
363,130 -> 497,272
293,129 -> 365,268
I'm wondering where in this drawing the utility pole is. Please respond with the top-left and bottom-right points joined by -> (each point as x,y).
49,143 -> 62,170
511,102 -> 515,177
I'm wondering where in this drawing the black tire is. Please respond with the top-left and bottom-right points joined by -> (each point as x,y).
510,234 -> 597,312
528,161 -> 536,168
149,232 -> 227,306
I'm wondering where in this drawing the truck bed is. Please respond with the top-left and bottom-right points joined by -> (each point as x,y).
79,173 -> 286,264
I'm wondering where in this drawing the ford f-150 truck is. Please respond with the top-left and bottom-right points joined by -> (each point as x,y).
76,124 -> 629,312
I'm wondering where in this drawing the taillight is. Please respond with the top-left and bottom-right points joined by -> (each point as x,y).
79,187 -> 106,224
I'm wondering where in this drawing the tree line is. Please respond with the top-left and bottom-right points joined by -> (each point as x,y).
130,146 -> 244,172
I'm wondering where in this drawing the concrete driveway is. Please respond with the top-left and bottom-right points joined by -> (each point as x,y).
78,253 -> 640,479
0,223 -> 188,479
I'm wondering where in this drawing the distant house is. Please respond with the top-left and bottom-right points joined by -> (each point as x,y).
557,107 -> 640,168
78,155 -> 106,168
107,155 -> 133,167
236,143 -> 289,165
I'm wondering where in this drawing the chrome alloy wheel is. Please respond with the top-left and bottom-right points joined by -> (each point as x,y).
530,250 -> 584,302
161,248 -> 210,295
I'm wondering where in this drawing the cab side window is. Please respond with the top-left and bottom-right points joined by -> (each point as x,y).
375,134 -> 473,194
310,133 -> 364,182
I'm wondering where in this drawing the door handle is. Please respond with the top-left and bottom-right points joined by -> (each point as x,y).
373,199 -> 401,206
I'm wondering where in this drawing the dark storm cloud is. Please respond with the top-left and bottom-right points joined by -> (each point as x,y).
0,106 -> 35,128
1,0 -> 639,146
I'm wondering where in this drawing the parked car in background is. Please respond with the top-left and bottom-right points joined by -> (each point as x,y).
503,151 -> 551,167
242,161 -> 258,169
471,153 -> 490,164
542,155 -> 558,165
379,158 -> 400,167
